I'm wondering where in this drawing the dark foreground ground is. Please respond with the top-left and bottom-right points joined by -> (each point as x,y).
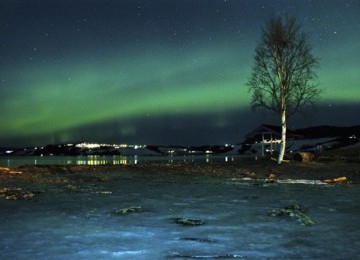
1,146 -> 359,185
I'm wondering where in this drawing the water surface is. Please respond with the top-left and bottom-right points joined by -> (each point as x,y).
0,154 -> 249,168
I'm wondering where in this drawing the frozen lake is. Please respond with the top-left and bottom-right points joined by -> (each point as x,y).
1,170 -> 359,259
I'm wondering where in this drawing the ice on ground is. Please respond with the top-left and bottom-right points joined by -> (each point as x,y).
0,171 -> 359,259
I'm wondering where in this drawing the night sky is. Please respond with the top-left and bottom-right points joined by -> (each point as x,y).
1,0 -> 359,147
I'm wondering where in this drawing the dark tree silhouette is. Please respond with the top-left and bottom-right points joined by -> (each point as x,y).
248,15 -> 320,164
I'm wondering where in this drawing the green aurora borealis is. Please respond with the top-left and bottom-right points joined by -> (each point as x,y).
1,0 -> 359,146
2,47 -> 246,136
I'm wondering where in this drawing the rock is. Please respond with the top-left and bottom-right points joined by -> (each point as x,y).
180,237 -> 217,243
266,173 -> 277,183
174,218 -> 206,226
243,171 -> 257,178
114,206 -> 142,215
95,191 -> 112,195
294,152 -> 314,162
168,253 -> 243,258
0,187 -> 43,200
333,176 -> 347,182
268,204 -> 315,226
64,184 -> 79,192
0,167 -> 22,174
323,176 -> 347,184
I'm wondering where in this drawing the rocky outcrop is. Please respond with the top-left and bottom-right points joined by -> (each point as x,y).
294,152 -> 314,162
167,253 -> 243,258
179,237 -> 217,243
0,187 -> 44,200
114,206 -> 143,215
268,204 -> 315,226
322,176 -> 347,184
0,167 -> 22,174
173,218 -> 206,226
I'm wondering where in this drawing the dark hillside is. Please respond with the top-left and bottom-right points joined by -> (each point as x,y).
294,125 -> 360,139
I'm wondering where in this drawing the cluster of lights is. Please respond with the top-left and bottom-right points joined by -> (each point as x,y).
75,143 -> 101,149
75,142 -> 146,150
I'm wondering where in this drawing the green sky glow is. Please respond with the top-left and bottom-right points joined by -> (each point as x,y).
0,0 -> 359,146
1,47 -> 249,137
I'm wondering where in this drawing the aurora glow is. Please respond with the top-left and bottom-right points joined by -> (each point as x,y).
1,0 -> 359,146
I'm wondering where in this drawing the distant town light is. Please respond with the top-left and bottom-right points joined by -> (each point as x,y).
262,139 -> 281,144
75,143 -> 101,149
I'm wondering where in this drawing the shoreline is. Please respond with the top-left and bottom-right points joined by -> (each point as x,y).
1,159 -> 359,185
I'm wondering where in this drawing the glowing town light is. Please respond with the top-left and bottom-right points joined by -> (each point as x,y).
75,143 -> 101,149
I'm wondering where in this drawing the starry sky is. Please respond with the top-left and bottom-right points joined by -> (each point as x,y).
1,0 -> 359,147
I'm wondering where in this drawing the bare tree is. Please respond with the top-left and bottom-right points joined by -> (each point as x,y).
248,15 -> 320,164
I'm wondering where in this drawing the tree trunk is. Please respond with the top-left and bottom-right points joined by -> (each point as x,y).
277,107 -> 287,164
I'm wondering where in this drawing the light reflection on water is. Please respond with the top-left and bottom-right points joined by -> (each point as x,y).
0,154 -> 245,167
75,155 -> 131,166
